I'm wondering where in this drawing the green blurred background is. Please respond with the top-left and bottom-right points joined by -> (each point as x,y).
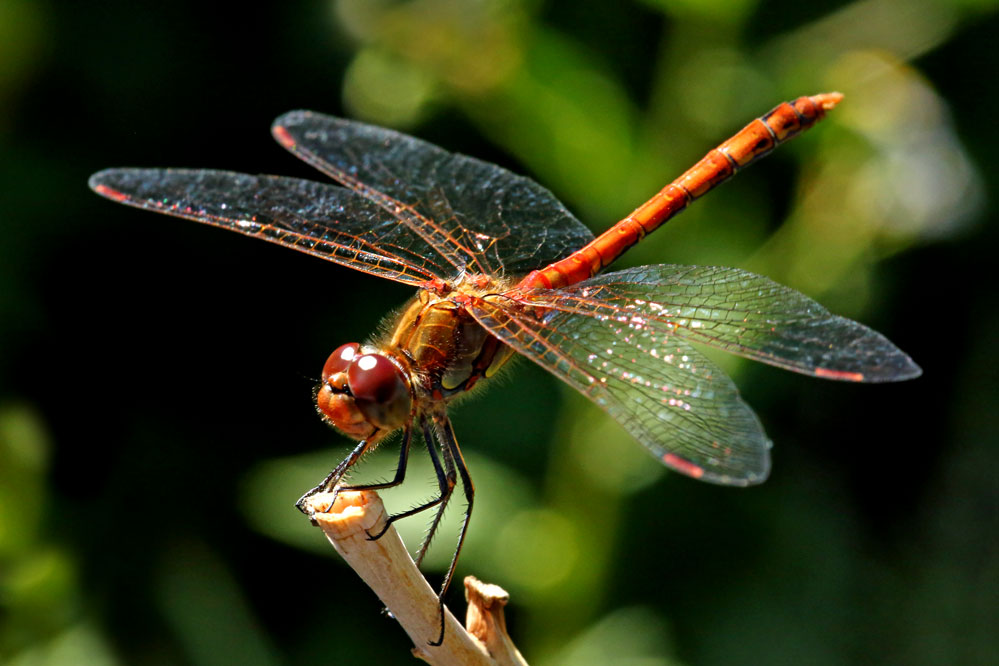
1,0 -> 996,664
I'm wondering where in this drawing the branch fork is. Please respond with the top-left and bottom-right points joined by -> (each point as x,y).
303,490 -> 527,665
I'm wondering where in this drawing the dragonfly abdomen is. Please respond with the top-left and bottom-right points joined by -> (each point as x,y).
521,93 -> 843,290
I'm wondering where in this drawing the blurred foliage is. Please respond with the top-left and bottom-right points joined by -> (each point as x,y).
0,0 -> 996,664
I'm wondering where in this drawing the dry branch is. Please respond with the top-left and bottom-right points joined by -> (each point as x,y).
304,490 -> 527,665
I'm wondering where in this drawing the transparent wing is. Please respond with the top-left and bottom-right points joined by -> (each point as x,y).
533,264 -> 922,382
272,111 -> 594,278
88,168 -> 455,286
469,297 -> 771,486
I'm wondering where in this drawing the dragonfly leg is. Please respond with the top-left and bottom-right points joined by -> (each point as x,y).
367,421 -> 453,542
339,425 -> 412,495
408,424 -> 456,562
295,437 -> 372,515
427,416 -> 474,647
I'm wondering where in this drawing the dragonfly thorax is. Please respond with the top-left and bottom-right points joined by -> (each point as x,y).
388,291 -> 516,399
316,342 -> 412,441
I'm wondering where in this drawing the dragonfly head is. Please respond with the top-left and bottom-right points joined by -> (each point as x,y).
316,343 -> 412,440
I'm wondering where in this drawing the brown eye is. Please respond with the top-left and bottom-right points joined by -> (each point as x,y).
347,354 -> 407,404
322,343 -> 360,382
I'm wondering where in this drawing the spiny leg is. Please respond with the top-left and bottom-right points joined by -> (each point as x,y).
366,423 -> 452,541
428,415 -> 474,647
411,422 -> 457,569
295,436 -> 372,514
339,425 -> 412,495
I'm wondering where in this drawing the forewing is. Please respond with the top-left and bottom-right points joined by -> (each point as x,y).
541,265 -> 922,382
89,168 -> 454,285
470,297 -> 771,486
272,111 -> 594,278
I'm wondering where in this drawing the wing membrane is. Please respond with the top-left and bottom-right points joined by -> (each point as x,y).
272,111 -> 594,278
88,168 -> 454,285
470,297 -> 771,486
531,265 -> 922,382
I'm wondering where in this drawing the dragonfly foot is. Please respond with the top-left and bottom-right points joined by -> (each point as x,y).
365,521 -> 392,541
295,483 -> 341,523
426,600 -> 446,647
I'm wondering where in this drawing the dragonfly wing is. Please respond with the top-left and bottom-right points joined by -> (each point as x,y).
469,298 -> 771,486
538,265 -> 922,382
89,168 -> 455,286
272,111 -> 594,278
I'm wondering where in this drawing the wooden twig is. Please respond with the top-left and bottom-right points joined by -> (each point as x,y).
303,491 -> 528,665
464,577 -> 528,666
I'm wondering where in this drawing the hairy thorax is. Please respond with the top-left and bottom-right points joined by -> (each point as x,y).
386,276 -> 516,401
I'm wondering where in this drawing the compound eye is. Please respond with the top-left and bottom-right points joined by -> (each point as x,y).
347,354 -> 407,404
322,343 -> 360,382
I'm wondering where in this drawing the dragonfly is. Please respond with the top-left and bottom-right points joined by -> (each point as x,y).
90,93 -> 920,645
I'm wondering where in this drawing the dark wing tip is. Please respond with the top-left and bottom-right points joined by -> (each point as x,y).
88,168 -> 132,201
271,110 -> 327,136
728,449 -> 771,487
271,123 -> 296,150
271,110 -> 360,136
88,168 -> 118,190
271,109 -> 312,127
873,353 -> 923,382
271,111 -> 324,150
662,442 -> 772,488
814,350 -> 922,384
698,457 -> 771,488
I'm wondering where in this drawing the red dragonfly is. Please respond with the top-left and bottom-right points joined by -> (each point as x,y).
90,93 -> 919,643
